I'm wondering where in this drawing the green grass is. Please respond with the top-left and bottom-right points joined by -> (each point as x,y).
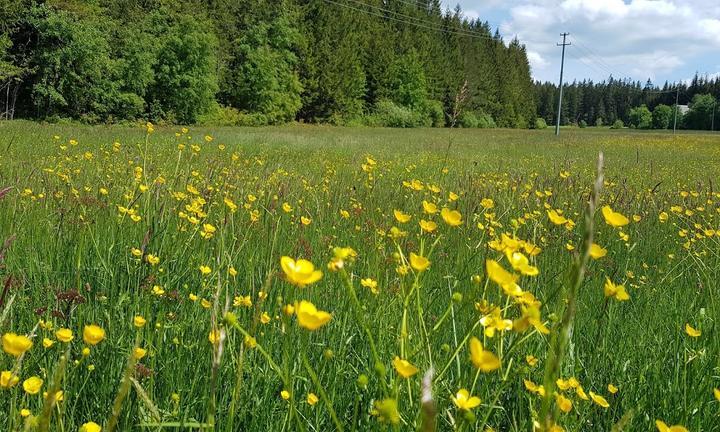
0,120 -> 719,431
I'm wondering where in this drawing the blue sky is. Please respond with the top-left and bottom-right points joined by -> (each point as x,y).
443,0 -> 720,84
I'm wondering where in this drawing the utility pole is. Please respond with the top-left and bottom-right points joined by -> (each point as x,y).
673,87 -> 679,135
712,99 -> 716,132
555,33 -> 570,136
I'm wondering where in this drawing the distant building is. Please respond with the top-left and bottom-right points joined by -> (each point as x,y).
677,105 -> 690,115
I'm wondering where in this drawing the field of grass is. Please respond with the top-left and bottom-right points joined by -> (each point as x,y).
1,120 -> 719,431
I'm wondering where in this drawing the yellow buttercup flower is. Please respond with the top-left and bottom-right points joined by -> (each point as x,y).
589,243 -> 607,259
199,265 -> 212,275
79,422 -> 102,432
505,250 -> 538,276
392,356 -> 419,378
469,337 -> 500,372
306,393 -> 319,406
23,376 -> 43,395
713,388 -> 720,401
208,329 -> 223,345
2,333 -> 33,357
133,347 -> 147,360
419,219 -> 437,233
485,259 -> 521,297
555,393 -> 572,413
655,420 -> 688,432
589,391 -> 609,408
604,278 -> 629,301
422,200 -> 437,214
393,209 -> 411,223
280,257 -> 322,287
602,205 -> 629,227
607,383 -> 618,394
452,389 -> 481,410
547,209 -> 567,225
1,370 -> 20,388
43,338 -> 54,349
440,207 -> 462,226
684,323 -> 701,337
133,316 -> 147,328
409,253 -> 430,272
83,325 -> 105,346
295,300 -> 332,331
360,278 -> 379,295
56,328 -> 74,343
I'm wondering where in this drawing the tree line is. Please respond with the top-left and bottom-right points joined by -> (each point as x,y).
0,0 -> 536,128
535,74 -> 720,130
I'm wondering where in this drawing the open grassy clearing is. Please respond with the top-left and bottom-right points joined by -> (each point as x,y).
0,121 -> 719,431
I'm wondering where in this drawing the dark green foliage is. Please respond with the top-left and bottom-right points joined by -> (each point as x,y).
536,73 -> 720,130
611,119 -> 624,129
578,119 -> 587,128
27,5 -> 118,121
369,99 -> 424,128
628,105 -> 652,129
457,112 -> 478,128
652,104 -> 673,129
477,113 -> 496,129
4,0 -> 538,126
535,118 -> 548,129
683,94 -> 716,130
147,13 -> 218,123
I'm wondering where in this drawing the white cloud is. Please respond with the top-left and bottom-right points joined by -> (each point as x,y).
459,0 -> 720,82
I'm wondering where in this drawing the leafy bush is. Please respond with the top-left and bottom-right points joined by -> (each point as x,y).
628,105 -> 652,129
422,100 -> 445,127
457,112 -> 478,128
477,113 -> 497,129
595,118 -> 604,127
611,119 -> 624,129
579,119 -> 587,128
652,104 -> 673,129
369,100 -> 423,128
534,118 -> 548,129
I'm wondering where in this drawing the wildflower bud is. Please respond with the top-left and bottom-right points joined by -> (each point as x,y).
462,410 -> 476,423
244,335 -> 257,349
441,343 -> 450,353
548,313 -> 559,322
392,252 -> 400,262
283,304 -> 295,316
171,393 -> 180,402
223,312 -> 238,327
374,360 -> 386,377
323,349 -> 334,360
357,374 -> 369,389
452,292 -> 463,303
471,274 -> 481,284
82,347 -> 91,357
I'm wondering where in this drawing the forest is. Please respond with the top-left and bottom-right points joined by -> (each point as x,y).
535,74 -> 720,130
0,0 -> 536,128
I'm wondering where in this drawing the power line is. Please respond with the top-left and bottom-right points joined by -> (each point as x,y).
570,35 -> 632,79
322,0 -> 502,42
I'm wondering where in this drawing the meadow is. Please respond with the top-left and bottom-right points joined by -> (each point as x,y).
0,120 -> 719,431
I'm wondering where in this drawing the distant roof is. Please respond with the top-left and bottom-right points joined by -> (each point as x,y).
678,105 -> 690,114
